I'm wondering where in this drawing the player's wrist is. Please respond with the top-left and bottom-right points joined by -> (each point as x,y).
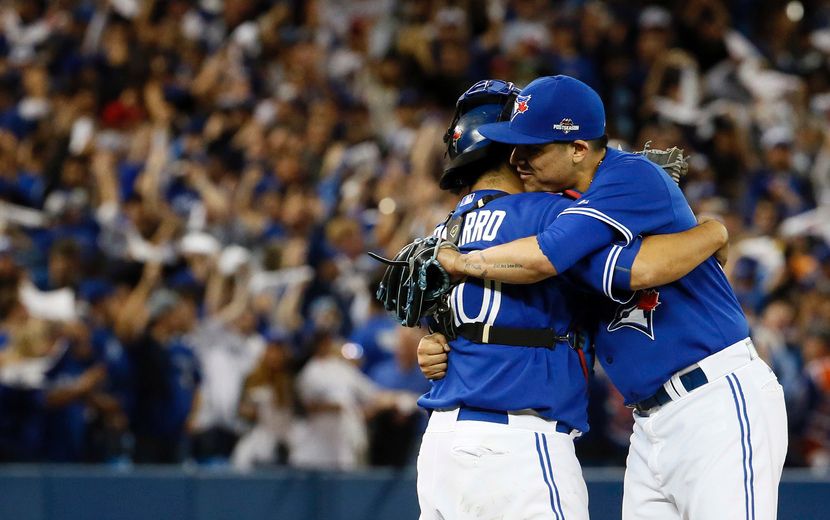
456,251 -> 482,280
453,252 -> 466,278
437,248 -> 464,280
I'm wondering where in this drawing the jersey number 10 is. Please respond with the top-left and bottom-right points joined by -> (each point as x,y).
450,279 -> 503,326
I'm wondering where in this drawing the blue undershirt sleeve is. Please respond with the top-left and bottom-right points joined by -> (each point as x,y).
565,236 -> 642,303
611,238 -> 641,292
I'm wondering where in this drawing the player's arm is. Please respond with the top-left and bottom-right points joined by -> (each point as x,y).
566,218 -> 728,302
440,236 -> 555,283
438,216 -> 616,283
630,216 -> 728,289
439,161 -> 677,284
439,215 -> 725,288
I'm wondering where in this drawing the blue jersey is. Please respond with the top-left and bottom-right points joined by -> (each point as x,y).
418,190 -> 601,433
542,148 -> 750,404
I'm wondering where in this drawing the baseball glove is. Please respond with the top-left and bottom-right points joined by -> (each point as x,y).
636,141 -> 689,184
369,235 -> 458,327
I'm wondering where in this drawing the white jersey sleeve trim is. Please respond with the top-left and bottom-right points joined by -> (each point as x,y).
559,207 -> 634,245
603,245 -> 636,304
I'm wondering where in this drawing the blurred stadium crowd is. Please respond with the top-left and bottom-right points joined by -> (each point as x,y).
0,0 -> 829,472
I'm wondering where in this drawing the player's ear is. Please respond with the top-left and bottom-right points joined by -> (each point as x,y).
571,140 -> 589,164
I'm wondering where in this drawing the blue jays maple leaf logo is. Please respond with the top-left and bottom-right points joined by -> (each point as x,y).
452,127 -> 462,148
607,289 -> 661,340
511,94 -> 531,120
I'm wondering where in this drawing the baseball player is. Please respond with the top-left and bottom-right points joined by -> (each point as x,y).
432,75 -> 788,520
411,79 -> 730,520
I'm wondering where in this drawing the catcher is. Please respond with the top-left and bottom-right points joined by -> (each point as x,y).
371,79 -> 728,520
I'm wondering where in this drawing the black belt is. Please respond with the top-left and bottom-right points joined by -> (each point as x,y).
457,323 -> 570,348
457,406 -> 575,434
631,367 -> 709,414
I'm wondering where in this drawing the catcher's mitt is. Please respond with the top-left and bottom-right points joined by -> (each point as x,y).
369,236 -> 458,327
636,141 -> 689,184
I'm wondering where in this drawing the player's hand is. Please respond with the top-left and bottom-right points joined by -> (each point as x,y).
437,247 -> 464,281
418,332 -> 450,380
697,214 -> 729,267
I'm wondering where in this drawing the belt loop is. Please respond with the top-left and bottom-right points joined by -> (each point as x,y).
664,375 -> 686,400
746,339 -> 758,360
482,323 -> 491,343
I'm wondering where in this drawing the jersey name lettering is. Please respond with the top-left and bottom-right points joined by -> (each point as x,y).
460,210 -> 506,246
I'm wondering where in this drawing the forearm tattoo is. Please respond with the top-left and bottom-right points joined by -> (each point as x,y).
460,251 -> 525,279
463,251 -> 488,278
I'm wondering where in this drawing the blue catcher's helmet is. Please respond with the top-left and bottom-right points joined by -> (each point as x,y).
440,79 -> 520,191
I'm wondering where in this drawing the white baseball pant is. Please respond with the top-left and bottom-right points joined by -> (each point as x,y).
622,338 -> 788,520
418,408 -> 589,520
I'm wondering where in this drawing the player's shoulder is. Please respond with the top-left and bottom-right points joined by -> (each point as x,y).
594,147 -> 668,188
604,147 -> 662,172
500,191 -> 573,213
502,191 -> 574,203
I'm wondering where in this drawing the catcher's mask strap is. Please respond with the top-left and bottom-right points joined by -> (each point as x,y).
367,251 -> 408,266
457,323 -> 570,348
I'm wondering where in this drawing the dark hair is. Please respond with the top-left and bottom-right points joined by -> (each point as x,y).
442,143 -> 512,194
587,134 -> 609,151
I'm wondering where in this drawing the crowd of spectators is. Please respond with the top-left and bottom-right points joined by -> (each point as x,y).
0,0 -> 829,472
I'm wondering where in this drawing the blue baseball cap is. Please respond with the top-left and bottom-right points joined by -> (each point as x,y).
478,75 -> 606,144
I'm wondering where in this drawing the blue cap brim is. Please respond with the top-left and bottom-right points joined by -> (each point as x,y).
478,122 -> 555,145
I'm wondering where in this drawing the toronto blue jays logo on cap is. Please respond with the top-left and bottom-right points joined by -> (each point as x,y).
553,118 -> 580,134
607,289 -> 661,339
511,94 -> 531,120
452,127 -> 462,149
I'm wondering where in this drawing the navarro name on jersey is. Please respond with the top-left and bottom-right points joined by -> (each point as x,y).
435,210 -> 507,246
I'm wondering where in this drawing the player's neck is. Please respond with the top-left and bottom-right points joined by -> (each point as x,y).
574,148 -> 606,192
470,165 -> 523,195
